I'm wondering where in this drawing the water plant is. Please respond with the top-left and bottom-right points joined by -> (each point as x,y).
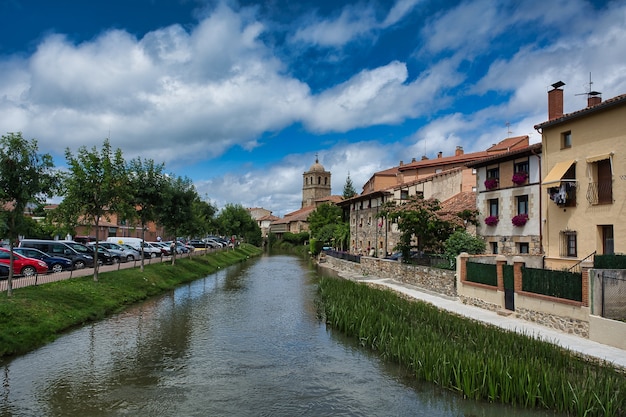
317,277 -> 625,417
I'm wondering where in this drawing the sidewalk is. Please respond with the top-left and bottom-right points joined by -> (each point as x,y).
332,269 -> 626,370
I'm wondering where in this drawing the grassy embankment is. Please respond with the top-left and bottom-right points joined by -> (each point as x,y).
0,244 -> 262,358
317,277 -> 625,417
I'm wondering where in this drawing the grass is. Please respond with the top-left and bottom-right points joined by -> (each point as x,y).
317,276 -> 626,417
0,244 -> 262,358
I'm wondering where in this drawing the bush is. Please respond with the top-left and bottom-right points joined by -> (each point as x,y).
444,230 -> 486,268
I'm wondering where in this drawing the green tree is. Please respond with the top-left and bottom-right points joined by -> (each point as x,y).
444,230 -> 486,269
57,139 -> 128,281
158,175 -> 198,265
126,157 -> 167,271
382,195 -> 463,262
342,173 -> 358,199
188,198 -> 218,240
307,203 -> 342,239
216,204 -> 261,246
0,132 -> 58,296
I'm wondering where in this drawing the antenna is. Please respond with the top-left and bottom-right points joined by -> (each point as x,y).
575,72 -> 600,97
505,121 -> 512,138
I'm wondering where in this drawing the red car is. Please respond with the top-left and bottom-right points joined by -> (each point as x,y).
0,247 -> 49,276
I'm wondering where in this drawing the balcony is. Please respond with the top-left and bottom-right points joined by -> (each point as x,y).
586,180 -> 613,205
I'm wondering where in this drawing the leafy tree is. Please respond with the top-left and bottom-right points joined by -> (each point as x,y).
188,198 -> 218,240
342,173 -> 358,199
57,139 -> 128,281
282,232 -> 309,245
381,195 -> 463,263
307,203 -> 342,239
333,221 -> 350,251
158,175 -> 198,265
444,230 -> 486,269
126,157 -> 167,271
216,204 -> 261,246
0,132 -> 58,296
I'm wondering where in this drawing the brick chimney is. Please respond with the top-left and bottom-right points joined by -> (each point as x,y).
548,81 -> 565,120
421,155 -> 429,160
587,92 -> 602,107
437,151 -> 442,158
455,146 -> 464,156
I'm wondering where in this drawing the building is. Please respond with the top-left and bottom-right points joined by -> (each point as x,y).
534,82 -> 626,269
466,143 -> 542,256
247,208 -> 278,238
302,156 -> 331,208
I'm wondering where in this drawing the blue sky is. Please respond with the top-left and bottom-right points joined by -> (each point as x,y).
1,0 -> 625,216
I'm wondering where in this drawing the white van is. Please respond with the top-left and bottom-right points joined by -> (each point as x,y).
106,237 -> 143,251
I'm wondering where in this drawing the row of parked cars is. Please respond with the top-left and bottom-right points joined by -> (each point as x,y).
0,237 -> 198,279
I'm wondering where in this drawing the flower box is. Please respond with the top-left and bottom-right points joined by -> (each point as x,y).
484,215 -> 499,226
512,171 -> 528,185
512,213 -> 529,227
484,178 -> 499,190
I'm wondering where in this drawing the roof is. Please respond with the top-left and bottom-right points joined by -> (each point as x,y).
534,93 -> 626,130
439,191 -> 477,214
485,135 -> 529,152
465,143 -> 542,168
271,206 -> 316,224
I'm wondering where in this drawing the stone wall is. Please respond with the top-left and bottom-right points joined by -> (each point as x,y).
323,255 -> 456,297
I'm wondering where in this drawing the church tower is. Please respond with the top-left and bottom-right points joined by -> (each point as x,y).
302,155 -> 331,208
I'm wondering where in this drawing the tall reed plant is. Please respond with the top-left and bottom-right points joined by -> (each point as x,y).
316,277 -> 625,417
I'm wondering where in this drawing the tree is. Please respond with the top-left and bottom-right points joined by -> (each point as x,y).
0,132 -> 58,296
216,204 -> 261,246
342,173 -> 358,199
444,230 -> 486,269
158,175 -> 198,265
307,203 -> 342,238
57,139 -> 128,281
381,195 -> 463,262
126,157 -> 167,271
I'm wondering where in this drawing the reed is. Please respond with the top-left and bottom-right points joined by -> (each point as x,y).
317,277 -> 625,417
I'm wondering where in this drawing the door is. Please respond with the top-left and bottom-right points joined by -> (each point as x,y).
597,159 -> 612,204
503,264 -> 515,311
602,225 -> 614,255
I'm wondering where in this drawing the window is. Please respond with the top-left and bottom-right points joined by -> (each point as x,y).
491,242 -> 498,254
586,158 -> 613,205
516,195 -> 528,215
560,231 -> 577,257
489,199 -> 499,217
562,131 -> 572,149
400,190 -> 409,200
487,167 -> 499,180
518,242 -> 529,254
515,160 -> 529,174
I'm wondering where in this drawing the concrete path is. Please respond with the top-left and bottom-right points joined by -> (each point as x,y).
333,270 -> 626,370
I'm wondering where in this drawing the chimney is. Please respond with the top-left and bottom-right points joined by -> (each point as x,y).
587,91 -> 602,107
548,81 -> 565,120
421,155 -> 429,160
411,157 -> 416,162
455,146 -> 464,156
437,151 -> 442,158
399,160 -> 403,166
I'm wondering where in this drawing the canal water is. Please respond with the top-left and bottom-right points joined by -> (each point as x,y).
1,254 -> 562,416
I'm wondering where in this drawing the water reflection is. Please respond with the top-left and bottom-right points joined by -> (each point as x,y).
1,255 -> 562,417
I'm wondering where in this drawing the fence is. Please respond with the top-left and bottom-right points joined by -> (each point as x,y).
323,249 -> 361,263
522,267 -> 582,302
466,261 -> 497,286
599,270 -> 626,320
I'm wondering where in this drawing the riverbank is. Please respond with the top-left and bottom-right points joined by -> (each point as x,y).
0,244 -> 263,358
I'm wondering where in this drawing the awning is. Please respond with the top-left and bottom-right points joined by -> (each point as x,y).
542,160 -> 576,187
586,152 -> 613,163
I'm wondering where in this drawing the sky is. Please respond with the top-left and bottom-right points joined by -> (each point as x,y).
1,0 -> 625,217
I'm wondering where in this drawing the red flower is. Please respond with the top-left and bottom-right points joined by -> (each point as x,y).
484,178 -> 499,190
484,215 -> 499,226
512,213 -> 529,227
512,171 -> 528,185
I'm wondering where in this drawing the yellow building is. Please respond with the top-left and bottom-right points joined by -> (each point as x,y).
534,83 -> 626,269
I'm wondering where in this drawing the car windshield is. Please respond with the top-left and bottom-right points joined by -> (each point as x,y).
65,242 -> 90,253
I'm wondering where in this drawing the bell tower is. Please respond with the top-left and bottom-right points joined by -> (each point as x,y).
302,155 -> 331,208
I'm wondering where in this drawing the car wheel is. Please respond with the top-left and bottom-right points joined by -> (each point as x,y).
111,257 -> 119,264
126,255 -> 134,262
150,252 -> 157,259
21,266 -> 36,276
74,260 -> 86,269
52,264 -> 63,273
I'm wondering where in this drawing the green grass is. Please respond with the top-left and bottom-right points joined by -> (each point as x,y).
317,277 -> 626,417
0,244 -> 262,357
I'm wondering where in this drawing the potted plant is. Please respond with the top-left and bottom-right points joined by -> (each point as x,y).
512,171 -> 528,185
511,213 -> 529,227
484,178 -> 499,190
484,215 -> 499,226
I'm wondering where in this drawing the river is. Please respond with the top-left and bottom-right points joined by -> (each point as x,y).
0,254 -> 562,416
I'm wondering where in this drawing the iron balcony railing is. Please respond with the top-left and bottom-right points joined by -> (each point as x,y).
586,180 -> 613,205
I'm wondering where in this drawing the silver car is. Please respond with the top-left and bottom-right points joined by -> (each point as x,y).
93,241 -> 141,262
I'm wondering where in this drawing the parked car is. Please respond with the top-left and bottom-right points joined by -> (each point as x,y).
188,239 -> 210,249
18,239 -> 95,269
0,263 -> 9,280
0,248 -> 49,276
205,237 -> 225,248
88,242 -> 129,262
87,245 -> 119,265
95,241 -> 141,262
141,242 -> 162,258
149,241 -> 172,256
13,247 -> 73,273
